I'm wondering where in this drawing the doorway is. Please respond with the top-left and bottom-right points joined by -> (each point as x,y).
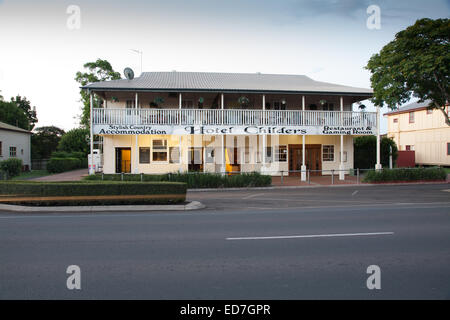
115,148 -> 131,173
188,147 -> 203,172
288,145 -> 302,175
288,144 -> 322,176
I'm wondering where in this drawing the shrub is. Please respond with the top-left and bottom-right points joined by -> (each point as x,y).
0,181 -> 186,206
354,136 -> 398,169
0,158 -> 23,178
84,172 -> 272,188
363,167 -> 447,182
47,158 -> 81,173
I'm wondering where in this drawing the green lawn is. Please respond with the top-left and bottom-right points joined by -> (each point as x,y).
11,170 -> 52,180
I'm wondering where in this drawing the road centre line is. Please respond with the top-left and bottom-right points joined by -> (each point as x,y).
226,231 -> 395,241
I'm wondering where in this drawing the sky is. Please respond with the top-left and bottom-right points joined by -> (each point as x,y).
0,0 -> 449,133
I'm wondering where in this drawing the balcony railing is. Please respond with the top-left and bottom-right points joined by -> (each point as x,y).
92,108 -> 377,127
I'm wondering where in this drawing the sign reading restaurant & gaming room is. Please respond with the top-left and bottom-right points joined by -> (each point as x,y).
94,124 -> 376,135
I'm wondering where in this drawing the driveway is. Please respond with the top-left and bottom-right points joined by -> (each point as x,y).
31,168 -> 87,182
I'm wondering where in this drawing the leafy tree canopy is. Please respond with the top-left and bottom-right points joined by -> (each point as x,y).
0,100 -> 30,130
58,128 -> 90,156
31,126 -> 66,160
10,95 -> 38,130
75,59 -> 121,127
366,18 -> 449,125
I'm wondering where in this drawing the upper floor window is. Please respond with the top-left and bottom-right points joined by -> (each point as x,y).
409,112 -> 415,123
10,146 -> 17,157
126,100 -> 135,108
393,118 -> 398,123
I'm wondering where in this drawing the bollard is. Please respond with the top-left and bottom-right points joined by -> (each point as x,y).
357,168 -> 360,185
308,170 -> 311,184
121,172 -> 124,181
102,172 -> 104,181
331,169 -> 334,185
140,173 -> 143,182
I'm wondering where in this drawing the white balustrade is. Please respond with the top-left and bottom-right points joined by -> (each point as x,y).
92,108 -> 377,128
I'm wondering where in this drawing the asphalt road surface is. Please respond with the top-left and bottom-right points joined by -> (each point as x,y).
0,184 -> 449,299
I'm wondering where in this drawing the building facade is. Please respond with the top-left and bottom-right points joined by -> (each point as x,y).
84,72 -> 380,180
385,100 -> 450,166
0,121 -> 32,169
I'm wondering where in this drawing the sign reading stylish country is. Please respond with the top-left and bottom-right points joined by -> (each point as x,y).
94,124 -> 375,135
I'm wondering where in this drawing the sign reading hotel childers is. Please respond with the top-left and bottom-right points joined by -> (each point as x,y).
94,125 -> 376,135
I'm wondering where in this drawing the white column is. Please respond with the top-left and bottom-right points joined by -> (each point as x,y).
179,93 -> 182,124
89,92 -> 95,175
262,94 -> 266,171
221,93 -> 225,174
179,135 -> 183,173
301,95 -> 306,181
375,106 -> 382,170
339,96 -> 345,180
133,92 -> 139,174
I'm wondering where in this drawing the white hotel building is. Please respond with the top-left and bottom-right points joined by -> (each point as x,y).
84,72 -> 380,180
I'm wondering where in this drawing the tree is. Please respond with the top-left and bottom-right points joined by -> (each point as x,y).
58,128 -> 90,156
354,136 -> 398,169
366,18 -> 450,125
10,95 -> 38,130
0,90 -> 3,101
0,100 -> 29,130
75,59 -> 121,127
31,126 -> 66,159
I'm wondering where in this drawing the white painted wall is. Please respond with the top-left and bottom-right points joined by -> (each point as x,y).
0,129 -> 31,168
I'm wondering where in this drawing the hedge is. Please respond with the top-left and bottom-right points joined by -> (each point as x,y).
0,158 -> 23,178
0,181 -> 186,206
47,157 -> 82,173
84,172 -> 272,188
363,167 -> 447,183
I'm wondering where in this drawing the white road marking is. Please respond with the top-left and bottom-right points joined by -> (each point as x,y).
352,190 -> 358,196
226,231 -> 394,241
242,193 -> 265,200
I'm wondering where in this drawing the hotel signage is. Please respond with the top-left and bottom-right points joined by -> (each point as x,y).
94,124 -> 376,135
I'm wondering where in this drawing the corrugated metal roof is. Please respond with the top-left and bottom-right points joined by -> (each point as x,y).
0,121 -> 32,134
384,100 -> 432,115
83,71 -> 373,95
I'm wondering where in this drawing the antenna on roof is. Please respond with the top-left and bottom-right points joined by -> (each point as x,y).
124,67 -> 135,80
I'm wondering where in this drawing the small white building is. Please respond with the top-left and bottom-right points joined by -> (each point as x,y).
0,121 -> 32,170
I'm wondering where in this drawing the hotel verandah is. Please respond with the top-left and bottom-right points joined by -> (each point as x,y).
83,71 -> 381,180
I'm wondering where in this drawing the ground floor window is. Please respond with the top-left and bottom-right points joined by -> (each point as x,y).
0,141 -> 2,156
275,145 -> 287,162
405,145 -> 414,151
265,146 -> 273,163
139,147 -> 150,164
152,139 -> 167,161
205,147 -> 214,164
447,143 -> 450,156
169,147 -> 180,163
323,145 -> 334,162
9,146 -> 16,157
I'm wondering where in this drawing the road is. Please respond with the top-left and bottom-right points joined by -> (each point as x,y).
0,184 -> 449,299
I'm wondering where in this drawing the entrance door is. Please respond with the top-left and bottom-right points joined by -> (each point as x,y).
188,147 -> 203,172
115,148 -> 131,173
305,145 -> 321,175
289,145 -> 302,176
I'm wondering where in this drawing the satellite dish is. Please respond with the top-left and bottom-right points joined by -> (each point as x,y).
124,67 -> 134,80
